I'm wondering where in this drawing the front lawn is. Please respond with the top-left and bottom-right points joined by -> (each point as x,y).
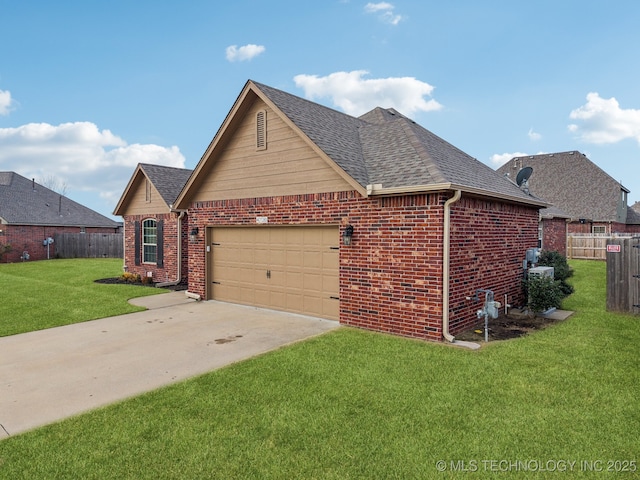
0,260 -> 638,478
0,258 -> 166,336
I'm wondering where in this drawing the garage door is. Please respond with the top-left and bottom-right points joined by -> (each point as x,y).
208,226 -> 339,320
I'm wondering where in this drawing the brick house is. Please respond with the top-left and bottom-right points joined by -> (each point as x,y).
497,152 -> 640,256
172,80 -> 545,343
0,172 -> 121,263
113,163 -> 192,286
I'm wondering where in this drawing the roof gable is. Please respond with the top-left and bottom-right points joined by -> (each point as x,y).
496,151 -> 627,222
0,172 -> 119,227
113,163 -> 192,216
176,80 -> 546,209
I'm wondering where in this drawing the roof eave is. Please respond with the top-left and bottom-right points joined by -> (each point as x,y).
367,183 -> 549,208
113,164 -> 145,216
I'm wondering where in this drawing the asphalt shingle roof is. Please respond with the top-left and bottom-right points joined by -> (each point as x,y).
496,151 -> 629,222
138,163 -> 193,206
253,81 -> 540,205
0,172 -> 120,227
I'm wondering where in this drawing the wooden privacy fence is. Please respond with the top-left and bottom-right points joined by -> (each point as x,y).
567,234 -> 634,260
54,233 -> 123,259
606,237 -> 640,314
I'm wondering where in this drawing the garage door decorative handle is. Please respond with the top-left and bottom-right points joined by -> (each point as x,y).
266,270 -> 271,279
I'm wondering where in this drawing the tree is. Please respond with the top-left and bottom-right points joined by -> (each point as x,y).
39,175 -> 68,196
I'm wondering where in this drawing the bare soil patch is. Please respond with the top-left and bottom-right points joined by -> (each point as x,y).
455,310 -> 564,342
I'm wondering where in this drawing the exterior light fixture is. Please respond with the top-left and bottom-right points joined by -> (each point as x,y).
343,225 -> 354,246
190,227 -> 199,242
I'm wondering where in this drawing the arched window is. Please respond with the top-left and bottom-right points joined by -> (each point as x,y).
142,219 -> 157,263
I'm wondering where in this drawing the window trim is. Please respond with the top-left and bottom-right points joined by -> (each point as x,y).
142,218 -> 158,264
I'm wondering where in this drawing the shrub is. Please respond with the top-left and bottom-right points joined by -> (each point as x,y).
141,275 -> 154,285
527,274 -> 565,313
120,272 -> 141,283
538,250 -> 574,295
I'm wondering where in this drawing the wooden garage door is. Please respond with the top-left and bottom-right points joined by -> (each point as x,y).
209,226 -> 339,320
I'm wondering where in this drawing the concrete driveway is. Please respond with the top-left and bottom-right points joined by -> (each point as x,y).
0,292 -> 339,439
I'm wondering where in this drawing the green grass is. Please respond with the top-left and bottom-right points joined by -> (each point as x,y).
0,258 -> 166,336
0,260 -> 638,478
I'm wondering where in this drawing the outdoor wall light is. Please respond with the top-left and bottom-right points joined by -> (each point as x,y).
343,225 -> 354,246
190,227 -> 199,242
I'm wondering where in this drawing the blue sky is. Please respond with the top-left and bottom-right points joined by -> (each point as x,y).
1,1 -> 639,219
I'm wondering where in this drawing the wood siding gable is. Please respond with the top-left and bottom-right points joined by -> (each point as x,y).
191,99 -> 353,202
117,173 -> 170,215
175,82 -> 365,209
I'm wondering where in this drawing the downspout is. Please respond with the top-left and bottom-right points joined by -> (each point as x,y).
156,209 -> 186,287
442,190 -> 461,342
442,191 -> 479,349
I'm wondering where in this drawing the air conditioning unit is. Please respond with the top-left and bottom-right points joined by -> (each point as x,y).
528,266 -> 554,279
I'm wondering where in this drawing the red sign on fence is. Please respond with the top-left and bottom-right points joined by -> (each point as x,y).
606,244 -> 621,253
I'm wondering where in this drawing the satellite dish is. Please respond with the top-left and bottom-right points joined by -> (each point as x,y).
515,166 -> 533,187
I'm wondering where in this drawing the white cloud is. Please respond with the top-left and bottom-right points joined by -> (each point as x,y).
0,89 -> 14,115
568,92 -> 640,144
490,152 -> 530,166
225,44 -> 266,62
364,2 -> 404,25
293,70 -> 442,117
0,121 -> 185,211
528,128 -> 541,141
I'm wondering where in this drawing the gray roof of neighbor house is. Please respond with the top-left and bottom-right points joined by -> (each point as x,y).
246,81 -> 546,206
495,151 -> 633,223
0,172 -> 120,227
138,163 -> 193,206
628,203 -> 640,224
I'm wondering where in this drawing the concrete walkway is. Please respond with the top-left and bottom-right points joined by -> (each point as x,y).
0,292 -> 339,439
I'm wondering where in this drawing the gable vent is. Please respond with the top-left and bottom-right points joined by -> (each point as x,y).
256,110 -> 267,150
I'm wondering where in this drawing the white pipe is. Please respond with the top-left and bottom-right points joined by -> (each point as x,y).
185,291 -> 201,301
441,190 -> 481,350
442,190 -> 461,342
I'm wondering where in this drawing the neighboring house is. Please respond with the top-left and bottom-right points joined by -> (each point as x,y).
113,163 -> 192,286
172,80 -> 546,342
0,172 -> 121,263
497,151 -> 640,255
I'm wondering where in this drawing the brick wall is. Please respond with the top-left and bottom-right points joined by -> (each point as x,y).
448,197 -> 540,334
122,212 -> 188,284
0,225 -> 118,263
612,222 -> 640,234
542,217 -> 567,255
568,221 -> 640,235
187,190 -> 540,342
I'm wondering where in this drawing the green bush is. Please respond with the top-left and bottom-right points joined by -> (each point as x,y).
538,250 -> 574,295
527,274 -> 565,312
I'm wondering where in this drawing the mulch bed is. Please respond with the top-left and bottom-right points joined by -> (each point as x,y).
94,278 -> 187,291
455,311 -> 562,342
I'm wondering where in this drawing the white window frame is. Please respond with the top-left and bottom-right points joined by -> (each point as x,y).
142,218 -> 157,264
